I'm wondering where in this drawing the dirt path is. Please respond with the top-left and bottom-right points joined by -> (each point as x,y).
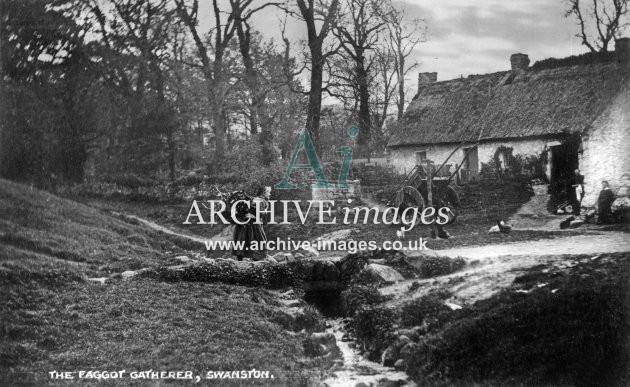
507,184 -> 559,230
415,232 -> 630,260
113,212 -> 231,244
386,231 -> 629,309
114,212 -> 207,244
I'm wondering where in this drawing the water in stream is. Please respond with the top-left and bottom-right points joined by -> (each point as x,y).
323,319 -> 416,387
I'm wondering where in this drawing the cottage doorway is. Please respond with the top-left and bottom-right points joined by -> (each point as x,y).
550,139 -> 579,184
549,136 -> 580,205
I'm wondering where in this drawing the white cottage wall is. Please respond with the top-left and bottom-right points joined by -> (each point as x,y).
389,139 -> 549,177
580,83 -> 630,207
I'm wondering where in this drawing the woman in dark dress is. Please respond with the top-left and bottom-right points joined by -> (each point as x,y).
597,180 -> 615,224
232,185 -> 271,261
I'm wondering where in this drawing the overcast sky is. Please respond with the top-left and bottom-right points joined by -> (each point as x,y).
241,1 -> 591,79
403,0 -> 597,80
197,1 -> 626,86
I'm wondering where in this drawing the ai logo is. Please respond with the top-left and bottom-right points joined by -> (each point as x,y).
274,126 -> 358,189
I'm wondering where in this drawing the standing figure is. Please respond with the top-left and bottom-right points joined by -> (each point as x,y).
611,173 -> 630,223
232,185 -> 272,261
597,180 -> 615,224
572,169 -> 585,215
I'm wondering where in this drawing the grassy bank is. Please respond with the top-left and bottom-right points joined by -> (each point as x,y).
1,277 -> 329,386
346,252 -> 630,386
0,179 -> 193,278
0,179 -> 333,386
405,252 -> 630,386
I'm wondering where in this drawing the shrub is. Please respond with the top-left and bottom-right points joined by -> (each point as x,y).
101,173 -> 154,189
338,251 -> 371,285
419,256 -> 466,278
338,250 -> 421,287
211,141 -> 288,193
144,260 -> 299,289
295,305 -> 326,333
351,268 -> 380,286
170,174 -> 204,187
400,289 -> 452,328
352,306 -> 396,360
341,285 -> 383,316
206,172 -> 243,186
379,250 -> 419,279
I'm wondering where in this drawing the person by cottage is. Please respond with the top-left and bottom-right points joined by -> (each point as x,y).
597,181 -> 615,224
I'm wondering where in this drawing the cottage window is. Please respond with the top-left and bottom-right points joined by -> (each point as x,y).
497,151 -> 508,170
415,150 -> 427,165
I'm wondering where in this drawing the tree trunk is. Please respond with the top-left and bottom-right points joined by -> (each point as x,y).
397,53 -> 405,121
209,54 -> 227,170
156,71 -> 176,182
307,49 -> 324,154
242,51 -> 275,164
212,96 -> 227,168
61,51 -> 87,182
356,52 -> 371,159
166,129 -> 176,181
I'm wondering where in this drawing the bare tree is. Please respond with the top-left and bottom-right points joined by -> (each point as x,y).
291,0 -> 340,152
371,44 -> 397,137
230,0 -> 280,165
566,0 -> 629,52
174,0 -> 239,169
333,0 -> 387,157
82,0 -> 180,179
384,4 -> 426,120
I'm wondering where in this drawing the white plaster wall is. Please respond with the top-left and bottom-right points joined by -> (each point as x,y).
579,84 -> 630,207
389,139 -> 549,176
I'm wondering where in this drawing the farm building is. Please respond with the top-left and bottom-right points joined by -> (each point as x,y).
388,38 -> 630,207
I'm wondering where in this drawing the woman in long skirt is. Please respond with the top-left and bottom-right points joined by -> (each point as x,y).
233,186 -> 271,261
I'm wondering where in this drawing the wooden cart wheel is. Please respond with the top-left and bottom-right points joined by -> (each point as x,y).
394,186 -> 425,224
438,186 -> 460,225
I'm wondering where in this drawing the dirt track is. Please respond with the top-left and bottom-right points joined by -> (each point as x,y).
417,231 -> 630,260
386,231 -> 629,308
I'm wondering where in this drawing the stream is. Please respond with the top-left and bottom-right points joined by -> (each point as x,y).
113,211 -> 630,386
115,211 -> 418,386
323,320 -> 416,387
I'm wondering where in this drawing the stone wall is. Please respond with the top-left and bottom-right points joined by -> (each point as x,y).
311,180 -> 361,207
580,82 -> 630,207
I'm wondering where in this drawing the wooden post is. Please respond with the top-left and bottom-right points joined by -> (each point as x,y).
427,159 -> 437,239
454,163 -> 460,185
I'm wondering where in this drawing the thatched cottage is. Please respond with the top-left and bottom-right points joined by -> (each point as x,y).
388,38 -> 630,207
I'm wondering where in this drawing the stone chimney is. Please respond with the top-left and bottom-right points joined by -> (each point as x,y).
510,53 -> 530,71
418,72 -> 437,92
616,37 -> 630,62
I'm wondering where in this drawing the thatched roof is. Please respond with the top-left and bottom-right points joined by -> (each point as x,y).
389,59 -> 629,147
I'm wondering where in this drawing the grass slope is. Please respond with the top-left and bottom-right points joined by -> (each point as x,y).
1,280 -> 328,386
0,178 -> 190,278
0,179 -> 330,386
404,253 -> 630,386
